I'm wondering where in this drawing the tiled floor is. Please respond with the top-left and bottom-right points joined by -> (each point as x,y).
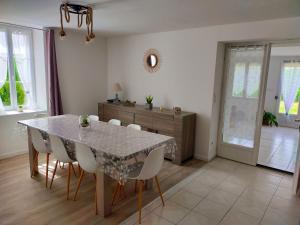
258,126 -> 298,172
121,157 -> 300,225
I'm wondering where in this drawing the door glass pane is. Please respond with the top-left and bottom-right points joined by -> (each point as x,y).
246,63 -> 261,98
0,31 -> 11,108
232,63 -> 245,97
12,31 -> 33,108
223,47 -> 264,148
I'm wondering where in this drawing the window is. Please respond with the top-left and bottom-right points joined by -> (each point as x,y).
232,63 -> 245,97
0,26 -> 35,111
278,61 -> 300,115
232,62 -> 261,98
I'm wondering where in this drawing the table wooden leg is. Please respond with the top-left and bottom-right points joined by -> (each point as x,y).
28,128 -> 38,177
95,169 -> 114,217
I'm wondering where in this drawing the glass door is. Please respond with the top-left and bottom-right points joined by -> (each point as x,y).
276,59 -> 300,128
218,44 -> 271,165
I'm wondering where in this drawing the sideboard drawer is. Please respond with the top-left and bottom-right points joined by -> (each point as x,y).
119,111 -> 134,124
153,118 -> 175,134
135,113 -> 153,129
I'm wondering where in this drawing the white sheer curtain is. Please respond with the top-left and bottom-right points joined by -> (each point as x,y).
12,31 -> 32,107
281,61 -> 300,115
223,47 -> 264,148
0,31 -> 8,110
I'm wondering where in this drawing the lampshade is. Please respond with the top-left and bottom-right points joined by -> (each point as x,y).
112,83 -> 122,92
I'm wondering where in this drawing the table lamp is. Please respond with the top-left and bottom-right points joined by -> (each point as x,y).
112,83 -> 122,102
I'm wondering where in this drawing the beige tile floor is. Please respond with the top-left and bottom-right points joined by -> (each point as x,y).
120,157 -> 300,225
258,126 -> 298,172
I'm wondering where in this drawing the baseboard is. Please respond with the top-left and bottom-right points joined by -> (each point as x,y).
194,153 -> 210,162
0,150 -> 27,160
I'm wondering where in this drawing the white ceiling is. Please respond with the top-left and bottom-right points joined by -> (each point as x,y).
0,0 -> 300,36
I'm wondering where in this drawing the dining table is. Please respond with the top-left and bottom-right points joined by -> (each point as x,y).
18,114 -> 176,217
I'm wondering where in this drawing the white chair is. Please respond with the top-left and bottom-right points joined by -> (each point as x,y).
113,146 -> 166,224
127,124 -> 142,130
111,124 -> 143,206
73,143 -> 99,214
108,119 -> 121,126
30,127 -> 51,188
49,134 -> 77,200
127,124 -> 142,163
88,115 -> 99,121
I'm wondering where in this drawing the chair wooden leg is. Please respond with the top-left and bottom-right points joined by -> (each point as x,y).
78,164 -> 81,174
67,162 -> 72,200
112,182 -> 120,206
155,176 -> 165,206
120,184 -> 126,199
45,153 -> 50,188
135,180 -> 138,193
50,160 -> 59,189
95,176 -> 98,215
70,163 -> 77,177
73,170 -> 85,201
138,180 -> 143,224
31,152 -> 39,177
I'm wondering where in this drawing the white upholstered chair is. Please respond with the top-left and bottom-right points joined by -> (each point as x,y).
111,123 -> 142,206
49,134 -> 77,200
127,124 -> 142,130
88,115 -> 99,121
73,142 -> 99,214
113,146 -> 166,224
108,119 -> 121,126
30,127 -> 51,187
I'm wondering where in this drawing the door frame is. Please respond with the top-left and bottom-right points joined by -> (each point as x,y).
217,42 -> 272,165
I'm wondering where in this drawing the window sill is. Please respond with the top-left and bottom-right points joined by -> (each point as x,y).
0,109 -> 48,117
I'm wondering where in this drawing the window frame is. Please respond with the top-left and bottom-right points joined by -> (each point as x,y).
232,61 -> 262,99
0,25 -> 37,111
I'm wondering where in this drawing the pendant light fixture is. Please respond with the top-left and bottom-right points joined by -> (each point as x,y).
59,3 -> 95,43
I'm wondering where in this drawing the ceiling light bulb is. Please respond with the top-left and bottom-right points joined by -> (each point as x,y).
59,30 -> 66,40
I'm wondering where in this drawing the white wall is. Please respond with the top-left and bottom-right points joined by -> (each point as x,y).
107,17 -> 300,161
55,30 -> 107,115
0,113 -> 39,159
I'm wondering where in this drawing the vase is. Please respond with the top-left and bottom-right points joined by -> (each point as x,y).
146,103 -> 153,110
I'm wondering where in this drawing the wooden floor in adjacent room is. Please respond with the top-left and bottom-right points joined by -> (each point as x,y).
0,154 -> 205,225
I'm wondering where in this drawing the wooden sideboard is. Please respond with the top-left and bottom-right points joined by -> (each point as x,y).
98,102 -> 196,164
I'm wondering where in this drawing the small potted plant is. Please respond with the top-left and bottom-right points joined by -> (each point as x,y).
17,105 -> 23,112
145,95 -> 153,110
262,111 -> 278,127
79,114 -> 90,128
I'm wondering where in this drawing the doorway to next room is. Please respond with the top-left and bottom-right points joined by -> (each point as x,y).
258,44 -> 300,173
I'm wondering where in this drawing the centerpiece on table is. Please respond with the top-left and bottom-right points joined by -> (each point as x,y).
79,114 -> 91,128
145,95 -> 153,110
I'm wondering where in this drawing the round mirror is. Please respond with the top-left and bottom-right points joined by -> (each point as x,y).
147,54 -> 158,68
144,49 -> 160,73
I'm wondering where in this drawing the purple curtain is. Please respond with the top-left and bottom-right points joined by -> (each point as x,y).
45,29 -> 63,116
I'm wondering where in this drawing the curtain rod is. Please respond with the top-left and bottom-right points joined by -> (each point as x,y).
0,22 -> 50,31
